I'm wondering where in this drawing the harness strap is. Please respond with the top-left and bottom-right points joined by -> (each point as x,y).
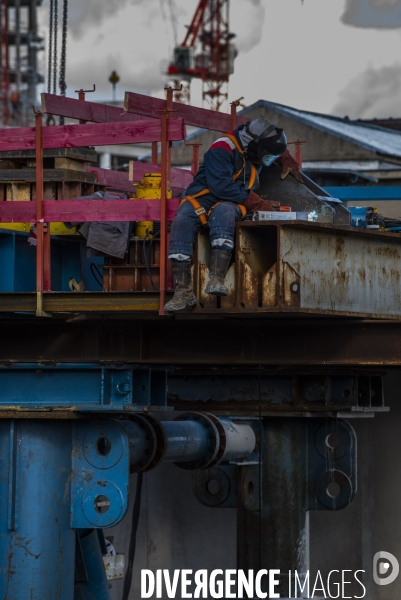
223,133 -> 258,190
181,196 -> 208,226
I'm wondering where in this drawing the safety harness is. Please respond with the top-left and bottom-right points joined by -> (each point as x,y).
180,133 -> 257,225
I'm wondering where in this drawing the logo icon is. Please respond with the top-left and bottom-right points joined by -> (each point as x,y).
373,552 -> 400,586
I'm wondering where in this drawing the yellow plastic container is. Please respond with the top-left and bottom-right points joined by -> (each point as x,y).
134,173 -> 171,239
0,221 -> 78,235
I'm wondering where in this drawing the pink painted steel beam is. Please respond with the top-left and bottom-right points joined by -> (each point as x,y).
86,163 -> 193,193
0,199 -> 180,222
124,92 -> 250,131
85,166 -> 136,194
41,93 -> 153,124
0,118 -> 186,151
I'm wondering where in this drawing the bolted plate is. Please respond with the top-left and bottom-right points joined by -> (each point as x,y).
83,421 -> 125,469
82,480 -> 125,527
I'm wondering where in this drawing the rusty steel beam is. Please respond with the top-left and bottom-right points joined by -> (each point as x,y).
0,318 -> 401,367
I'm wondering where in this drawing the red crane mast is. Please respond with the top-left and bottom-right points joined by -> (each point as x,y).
167,0 -> 236,111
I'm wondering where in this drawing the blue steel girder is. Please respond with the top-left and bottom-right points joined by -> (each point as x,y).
0,364 -> 387,414
324,185 -> 401,200
0,363 -> 169,412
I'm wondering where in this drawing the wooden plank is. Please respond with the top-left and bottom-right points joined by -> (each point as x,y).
0,169 -> 97,183
124,92 -> 250,132
0,119 -> 186,151
6,183 -> 31,200
128,161 -> 193,189
0,199 -> 180,222
41,93 -> 153,124
54,157 -> 86,172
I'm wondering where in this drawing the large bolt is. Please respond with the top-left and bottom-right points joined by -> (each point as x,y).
117,381 -> 131,395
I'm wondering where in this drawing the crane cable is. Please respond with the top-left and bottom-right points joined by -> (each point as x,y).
59,0 -> 68,97
53,0 -> 58,95
46,0 -> 56,125
47,0 -> 68,125
47,0 -> 53,94
58,0 -> 68,124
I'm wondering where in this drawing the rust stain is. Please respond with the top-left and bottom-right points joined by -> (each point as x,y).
334,236 -> 345,258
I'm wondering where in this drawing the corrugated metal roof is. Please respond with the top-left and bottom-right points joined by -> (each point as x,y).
239,100 -> 401,161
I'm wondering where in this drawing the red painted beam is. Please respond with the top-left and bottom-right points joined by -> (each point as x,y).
41,93 -> 152,123
85,166 -> 135,194
86,164 -> 193,193
0,199 -> 180,222
124,92 -> 250,132
0,119 -> 186,151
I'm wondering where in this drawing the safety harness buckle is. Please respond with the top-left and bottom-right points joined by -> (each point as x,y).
195,206 -> 206,216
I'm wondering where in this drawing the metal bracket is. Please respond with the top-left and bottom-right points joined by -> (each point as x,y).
307,418 -> 357,510
71,420 -> 129,528
192,418 -> 262,508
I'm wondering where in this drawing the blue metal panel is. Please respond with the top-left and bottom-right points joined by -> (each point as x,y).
80,246 -> 105,292
0,420 -> 75,600
0,230 -> 106,293
0,233 -> 16,291
51,239 -> 82,292
324,185 -> 401,200
0,230 -> 86,292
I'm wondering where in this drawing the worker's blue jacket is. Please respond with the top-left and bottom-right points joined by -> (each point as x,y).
183,125 -> 261,205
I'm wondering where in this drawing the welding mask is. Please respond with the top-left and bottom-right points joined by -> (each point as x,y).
246,128 -> 287,165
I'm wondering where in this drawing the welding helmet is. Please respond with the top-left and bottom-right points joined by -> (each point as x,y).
246,124 -> 287,166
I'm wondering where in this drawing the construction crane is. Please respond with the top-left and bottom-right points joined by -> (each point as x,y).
167,0 -> 236,111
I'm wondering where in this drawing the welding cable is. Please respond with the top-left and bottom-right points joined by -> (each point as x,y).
143,231 -> 160,292
122,472 -> 144,600
90,262 -> 104,289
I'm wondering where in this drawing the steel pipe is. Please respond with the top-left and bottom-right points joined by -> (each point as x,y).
123,413 -> 256,472
162,419 -> 215,464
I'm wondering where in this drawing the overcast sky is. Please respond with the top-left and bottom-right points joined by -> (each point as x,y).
37,0 -> 401,119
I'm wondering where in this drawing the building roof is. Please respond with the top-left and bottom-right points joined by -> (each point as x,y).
240,100 -> 401,161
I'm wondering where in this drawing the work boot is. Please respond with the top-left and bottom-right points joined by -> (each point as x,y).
164,261 -> 197,312
205,249 -> 232,296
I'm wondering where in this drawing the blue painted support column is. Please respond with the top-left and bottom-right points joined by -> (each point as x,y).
0,419 -> 76,600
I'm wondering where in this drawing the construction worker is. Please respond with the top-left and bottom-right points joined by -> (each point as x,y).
164,117 -> 302,312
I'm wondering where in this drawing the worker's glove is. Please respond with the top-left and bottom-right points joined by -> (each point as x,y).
278,150 -> 303,183
244,191 -> 280,213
